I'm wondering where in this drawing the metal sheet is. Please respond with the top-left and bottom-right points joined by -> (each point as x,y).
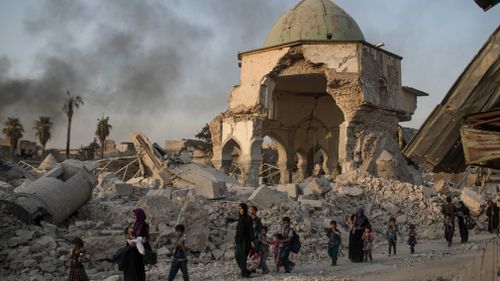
461,127 -> 500,165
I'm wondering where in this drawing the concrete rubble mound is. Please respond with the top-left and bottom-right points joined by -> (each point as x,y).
1,159 -> 96,225
0,139 -> 497,280
460,188 -> 485,216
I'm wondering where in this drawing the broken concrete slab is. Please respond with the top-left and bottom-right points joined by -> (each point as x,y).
136,195 -> 178,229
247,185 -> 288,209
130,132 -> 171,187
304,177 -> 332,195
38,154 -> 58,171
111,181 -> 135,196
276,183 -> 299,199
381,201 -> 400,215
176,200 -> 209,252
460,188 -> 484,215
169,163 -> 232,199
298,199 -> 323,209
337,184 -> 364,197
12,160 -> 96,225
146,188 -> 172,199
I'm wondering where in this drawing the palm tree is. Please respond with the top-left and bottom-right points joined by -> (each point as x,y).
63,90 -> 84,158
95,115 -> 112,159
33,116 -> 53,158
2,117 -> 24,157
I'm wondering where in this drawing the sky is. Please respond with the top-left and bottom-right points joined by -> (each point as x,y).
0,0 -> 498,149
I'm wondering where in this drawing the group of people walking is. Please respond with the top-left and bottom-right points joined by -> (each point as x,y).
68,208 -> 190,281
67,197 -> 499,281
235,203 -> 297,278
441,197 -> 499,247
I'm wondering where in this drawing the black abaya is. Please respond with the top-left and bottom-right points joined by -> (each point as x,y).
123,244 -> 145,281
350,214 -> 369,263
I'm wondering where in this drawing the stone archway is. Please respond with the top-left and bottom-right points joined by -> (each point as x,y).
221,138 -> 243,181
262,71 -> 345,181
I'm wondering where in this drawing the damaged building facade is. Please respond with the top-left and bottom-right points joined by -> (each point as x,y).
210,0 -> 426,186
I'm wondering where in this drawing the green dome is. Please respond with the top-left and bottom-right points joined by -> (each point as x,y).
264,0 -> 364,47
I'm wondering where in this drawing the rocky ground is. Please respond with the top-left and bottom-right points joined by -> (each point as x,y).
0,159 -> 498,281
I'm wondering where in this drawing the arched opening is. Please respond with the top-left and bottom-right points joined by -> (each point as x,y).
306,147 -> 328,177
259,135 -> 287,185
262,72 -> 344,181
292,151 -> 307,182
221,138 -> 242,181
379,76 -> 389,106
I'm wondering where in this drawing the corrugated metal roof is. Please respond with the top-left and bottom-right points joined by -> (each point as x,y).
403,27 -> 500,172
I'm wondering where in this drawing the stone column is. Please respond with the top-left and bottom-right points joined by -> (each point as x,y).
239,157 -> 261,187
211,146 -> 223,170
294,155 -> 307,182
338,121 -> 356,174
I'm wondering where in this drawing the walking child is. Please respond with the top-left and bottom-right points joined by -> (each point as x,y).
408,224 -> 417,254
362,225 -> 374,263
68,237 -> 90,281
279,217 -> 296,273
168,224 -> 189,281
272,233 -> 283,272
325,220 -> 341,266
257,226 -> 271,274
386,217 -> 399,256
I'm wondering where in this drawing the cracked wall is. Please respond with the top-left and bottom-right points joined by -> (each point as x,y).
211,42 -> 421,185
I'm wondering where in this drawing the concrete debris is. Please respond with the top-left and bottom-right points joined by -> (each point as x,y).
247,185 -> 288,209
0,144 -> 497,281
299,177 -> 332,196
38,153 -> 58,171
170,164 -> 230,199
337,183 -> 364,197
381,201 -> 400,215
460,188 -> 485,216
130,132 -> 171,188
95,173 -> 140,197
298,198 -> 323,209
146,188 -> 172,199
3,160 -> 96,225
176,200 -> 209,253
276,183 -> 299,199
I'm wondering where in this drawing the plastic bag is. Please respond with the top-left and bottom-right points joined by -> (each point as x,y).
246,248 -> 261,272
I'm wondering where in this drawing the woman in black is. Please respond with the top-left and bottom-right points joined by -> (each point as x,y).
235,203 -> 253,278
123,208 -> 150,281
456,201 -> 470,243
350,208 -> 369,263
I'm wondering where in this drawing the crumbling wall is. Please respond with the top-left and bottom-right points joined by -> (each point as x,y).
211,42 -> 421,185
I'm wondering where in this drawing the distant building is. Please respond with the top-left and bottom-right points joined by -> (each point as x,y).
0,138 -> 38,158
103,139 -> 117,155
165,139 -> 212,164
117,142 -> 135,155
210,0 -> 427,186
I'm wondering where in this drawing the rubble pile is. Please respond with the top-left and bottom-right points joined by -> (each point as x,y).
0,156 -> 495,280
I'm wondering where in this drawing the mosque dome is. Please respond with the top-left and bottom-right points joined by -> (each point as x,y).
264,0 -> 364,47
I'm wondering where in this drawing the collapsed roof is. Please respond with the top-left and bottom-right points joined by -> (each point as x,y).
403,27 -> 500,172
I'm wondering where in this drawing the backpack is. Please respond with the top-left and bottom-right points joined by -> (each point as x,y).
290,230 -> 301,254
465,215 -> 476,230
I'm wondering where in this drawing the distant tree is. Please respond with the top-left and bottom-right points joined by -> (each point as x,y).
63,90 -> 84,158
2,117 -> 24,157
33,116 -> 53,158
95,115 -> 112,159
195,123 -> 212,148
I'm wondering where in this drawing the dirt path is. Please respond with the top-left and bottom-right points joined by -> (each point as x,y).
189,233 -> 498,281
